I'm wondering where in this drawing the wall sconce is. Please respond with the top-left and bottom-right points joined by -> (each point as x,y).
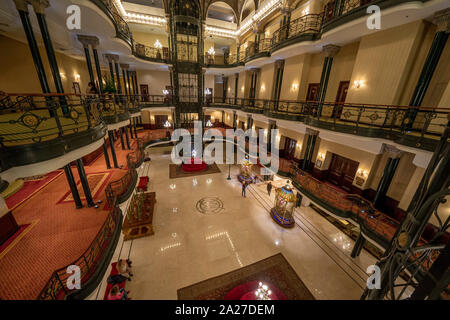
265,31 -> 270,37
162,89 -> 169,95
241,86 -> 245,92
228,87 -> 231,91
207,46 -> 215,56
60,72 -> 66,79
291,83 -> 298,91
302,8 -> 309,15
353,80 -> 365,88
357,168 -> 367,177
151,115 -> 155,121
205,88 -> 211,95
154,39 -> 162,49
74,73 -> 81,81
318,152 -> 325,160
261,84 -> 265,92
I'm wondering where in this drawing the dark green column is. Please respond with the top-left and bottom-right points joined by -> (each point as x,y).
306,134 -> 318,171
133,117 -> 138,137
316,45 -> 340,116
373,157 -> 400,209
234,73 -> 239,105
405,29 -> 448,130
15,5 -> 50,93
115,62 -> 122,94
64,164 -> 82,209
102,139 -> 111,169
83,45 -> 95,83
108,61 -> 115,89
76,159 -> 95,207
122,68 -> 128,95
119,127 -> 125,150
301,135 -> 312,171
34,8 -> 64,94
108,130 -> 119,168
233,112 -> 237,130
127,70 -> 132,96
92,47 -> 103,93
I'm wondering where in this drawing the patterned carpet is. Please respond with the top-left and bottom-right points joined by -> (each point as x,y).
169,163 -> 221,179
0,131 -> 145,300
177,253 -> 315,300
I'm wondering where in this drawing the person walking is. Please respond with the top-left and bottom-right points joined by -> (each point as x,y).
267,181 -> 272,196
242,182 -> 247,197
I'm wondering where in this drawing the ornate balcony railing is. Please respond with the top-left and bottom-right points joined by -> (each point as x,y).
133,43 -> 170,63
208,97 -> 449,151
91,0 -> 133,47
38,202 -> 122,300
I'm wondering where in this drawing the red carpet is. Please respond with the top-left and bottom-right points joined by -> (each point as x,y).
56,171 -> 113,204
5,170 -> 63,211
0,222 -> 36,258
0,132 -> 146,300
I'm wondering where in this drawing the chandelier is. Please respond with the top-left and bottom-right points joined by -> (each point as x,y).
255,282 -> 272,300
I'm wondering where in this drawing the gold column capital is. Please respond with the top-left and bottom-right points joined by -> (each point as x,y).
30,0 -> 49,14
433,8 -> 450,33
77,35 -> 100,49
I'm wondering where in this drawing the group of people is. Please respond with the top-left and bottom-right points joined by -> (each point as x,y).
106,259 -> 134,300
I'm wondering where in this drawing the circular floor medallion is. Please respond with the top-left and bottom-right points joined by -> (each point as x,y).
196,197 -> 224,214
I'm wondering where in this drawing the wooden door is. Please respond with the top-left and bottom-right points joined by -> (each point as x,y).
154,115 -> 168,129
306,83 -> 319,115
333,81 -> 349,118
140,84 -> 149,102
328,154 -> 359,191
284,137 -> 297,160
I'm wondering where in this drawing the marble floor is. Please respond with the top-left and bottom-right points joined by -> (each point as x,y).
89,145 -> 378,300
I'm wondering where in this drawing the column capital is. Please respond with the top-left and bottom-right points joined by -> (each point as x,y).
247,114 -> 253,118
120,63 -> 130,70
13,0 -> 29,12
104,53 -> 119,63
30,0 -> 49,14
306,128 -> 319,136
77,35 -> 99,49
433,8 -> 450,33
275,59 -> 285,68
322,44 -> 341,57
381,144 -> 403,158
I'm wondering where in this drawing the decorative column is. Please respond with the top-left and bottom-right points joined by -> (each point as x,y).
302,129 -> 319,171
119,127 -> 126,150
247,114 -> 253,131
373,146 -> 403,210
13,0 -> 50,93
105,54 -> 118,92
222,110 -> 225,127
76,159 -> 95,207
77,35 -> 95,83
273,60 -> 285,102
232,111 -> 237,130
102,138 -> 111,169
280,4 -> 292,40
32,0 -> 64,94
133,117 -> 138,137
91,37 -> 103,93
64,164 -> 82,209
406,9 -> 449,128
316,45 -> 340,116
114,59 -> 122,94
120,63 -> 130,96
234,73 -> 239,105
108,131 -> 119,168
126,69 -> 133,96
133,71 -> 139,95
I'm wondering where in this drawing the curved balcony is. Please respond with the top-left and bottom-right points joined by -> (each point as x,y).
0,93 -> 107,171
208,97 -> 448,152
98,95 -> 131,125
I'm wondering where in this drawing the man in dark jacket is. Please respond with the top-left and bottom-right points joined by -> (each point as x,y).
267,181 -> 272,196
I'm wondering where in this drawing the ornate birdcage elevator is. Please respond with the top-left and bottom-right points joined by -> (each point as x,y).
169,0 -> 204,128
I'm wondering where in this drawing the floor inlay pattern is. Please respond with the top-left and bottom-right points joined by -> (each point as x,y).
196,197 -> 224,214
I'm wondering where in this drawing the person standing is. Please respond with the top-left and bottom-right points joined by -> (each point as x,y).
267,181 -> 272,196
296,191 -> 302,208
242,183 -> 247,197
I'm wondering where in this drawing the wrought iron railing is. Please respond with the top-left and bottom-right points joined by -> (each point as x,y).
37,203 -> 122,300
133,43 -> 169,62
208,97 -> 449,150
0,93 -> 104,147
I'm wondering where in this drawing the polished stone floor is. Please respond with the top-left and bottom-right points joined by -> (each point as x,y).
89,145 -> 377,300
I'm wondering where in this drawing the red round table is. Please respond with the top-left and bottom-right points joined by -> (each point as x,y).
224,280 -> 286,300
181,158 -> 207,172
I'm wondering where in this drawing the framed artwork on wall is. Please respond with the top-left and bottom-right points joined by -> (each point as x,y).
73,82 -> 81,95
316,159 -> 322,169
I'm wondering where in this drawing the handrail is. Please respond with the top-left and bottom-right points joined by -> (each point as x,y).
38,136 -> 146,300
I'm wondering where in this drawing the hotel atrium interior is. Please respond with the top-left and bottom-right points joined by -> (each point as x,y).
0,0 -> 449,303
